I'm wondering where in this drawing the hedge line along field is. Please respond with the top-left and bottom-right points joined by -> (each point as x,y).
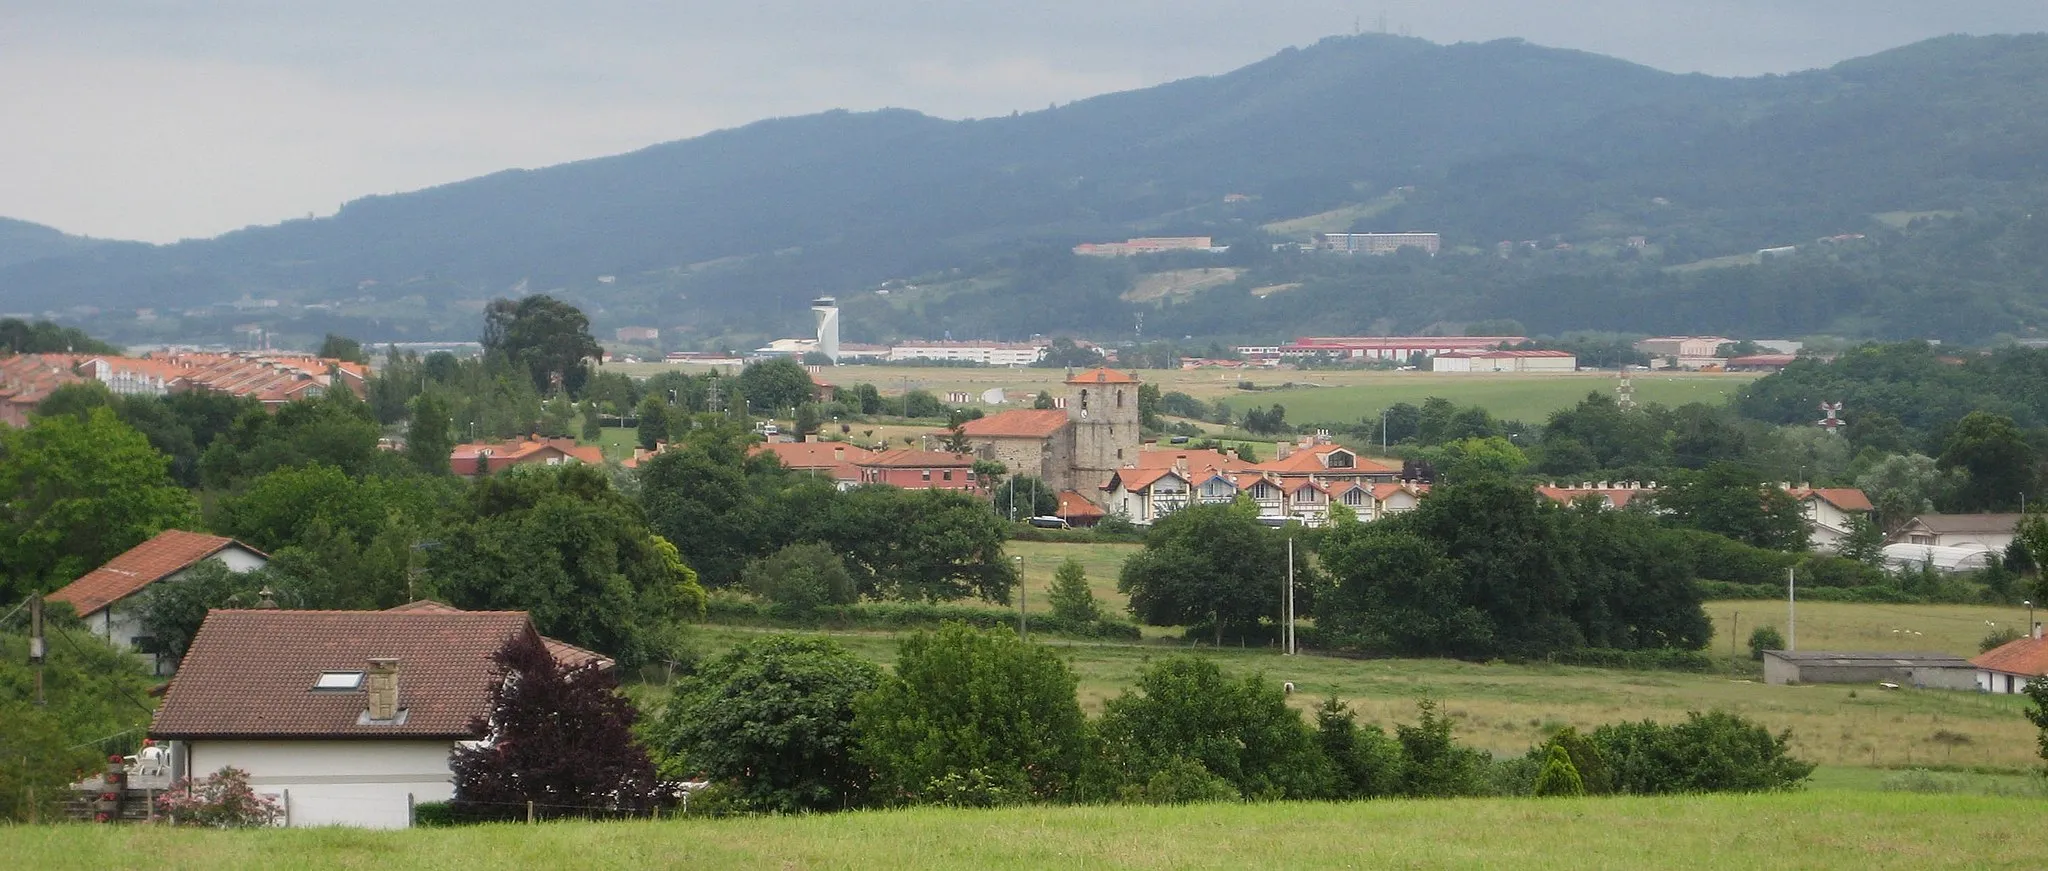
9,793 -> 2042,870
684,619 -> 2041,771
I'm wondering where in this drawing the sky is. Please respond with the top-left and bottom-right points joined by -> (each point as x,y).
8,2 -> 2048,244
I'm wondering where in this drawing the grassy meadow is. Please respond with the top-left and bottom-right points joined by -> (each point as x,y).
11,792 -> 2043,870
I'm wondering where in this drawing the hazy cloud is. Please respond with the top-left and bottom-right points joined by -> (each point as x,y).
7,1 -> 2047,242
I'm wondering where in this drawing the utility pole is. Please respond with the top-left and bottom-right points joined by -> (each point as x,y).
30,595 -> 46,706
1731,611 -> 1740,672
1787,567 -> 1796,651
1014,556 -> 1027,642
1285,536 -> 1296,655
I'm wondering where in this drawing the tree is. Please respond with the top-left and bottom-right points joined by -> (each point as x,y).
1316,523 -> 1488,655
993,476 -> 1058,520
1938,411 -> 2037,512
635,395 -> 669,451
449,631 -> 671,820
1426,436 -> 1527,483
430,464 -> 705,666
1033,391 -> 1056,410
737,358 -> 815,412
655,636 -> 883,813
794,403 -> 820,442
580,401 -> 602,442
1856,452 -> 1950,533
1654,463 -> 1808,551
1118,501 -> 1293,645
822,487 -> 1015,603
0,624 -> 157,822
1531,743 -> 1585,797
0,408 -> 197,596
2024,677 -> 2048,764
854,624 -> 1088,805
1314,696 -> 1403,800
742,542 -> 858,617
405,393 -> 454,475
316,333 -> 367,364
1837,513 -> 1886,566
198,391 -> 390,489
1394,697 -> 1489,798
1046,557 -> 1100,624
1593,711 -> 1814,794
483,295 -> 604,397
136,560 -> 270,661
854,383 -> 883,415
1034,337 -> 1105,369
1092,657 -> 1333,801
1748,625 -> 1784,660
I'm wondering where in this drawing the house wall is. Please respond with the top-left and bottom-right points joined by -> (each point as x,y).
1978,669 -> 2034,694
1762,654 -> 1800,686
1068,385 -> 1140,503
975,434 -> 1066,494
1767,658 -> 1975,688
99,547 -> 269,674
185,739 -> 458,828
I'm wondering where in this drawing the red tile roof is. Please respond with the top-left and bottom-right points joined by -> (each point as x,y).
1132,448 -> 1246,471
386,600 -> 612,670
152,609 -> 537,740
1972,635 -> 2048,677
450,438 -> 607,475
1252,444 -> 1397,475
1789,487 -> 1874,512
954,409 -> 1070,439
861,449 -> 978,469
45,531 -> 263,617
752,441 -> 879,470
1064,367 -> 1140,385
1056,490 -> 1106,519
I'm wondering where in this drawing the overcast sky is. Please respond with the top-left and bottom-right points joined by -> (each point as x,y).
8,2 -> 2048,243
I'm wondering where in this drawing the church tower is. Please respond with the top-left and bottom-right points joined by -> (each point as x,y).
1065,367 -> 1141,503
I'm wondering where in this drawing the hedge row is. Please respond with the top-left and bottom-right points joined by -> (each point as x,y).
703,597 -> 1143,640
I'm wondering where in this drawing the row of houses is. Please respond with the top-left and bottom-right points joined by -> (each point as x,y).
0,351 -> 369,426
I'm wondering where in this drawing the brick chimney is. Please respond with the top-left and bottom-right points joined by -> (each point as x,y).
366,658 -> 400,721
1275,441 -> 1293,461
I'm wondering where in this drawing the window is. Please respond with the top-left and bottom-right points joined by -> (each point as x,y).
921,469 -> 932,481
1327,451 -> 1354,469
942,470 -> 953,481
1115,389 -> 1124,409
314,671 -> 364,691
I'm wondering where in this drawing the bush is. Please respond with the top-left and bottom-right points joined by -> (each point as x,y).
1541,648 -> 1714,672
1982,626 -> 2024,652
1395,697 -> 1491,798
741,542 -> 857,617
411,800 -> 458,827
1747,626 -> 1785,661
1592,710 -> 1815,794
853,624 -> 1089,805
1531,744 -> 1585,797
654,636 -> 883,813
159,767 -> 283,828
1315,696 -> 1404,799
1090,657 -> 1334,801
701,596 -> 1141,640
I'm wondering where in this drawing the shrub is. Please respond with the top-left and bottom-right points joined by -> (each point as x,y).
1314,695 -> 1404,799
1531,744 -> 1585,797
654,635 -> 883,813
411,800 -> 458,826
1122,757 -> 1241,805
1592,710 -> 1814,794
853,624 -> 1089,805
1747,626 -> 1785,661
741,542 -> 857,617
1046,557 -> 1101,624
159,766 -> 283,828
1395,697 -> 1491,798
1090,657 -> 1334,801
1981,626 -> 2023,653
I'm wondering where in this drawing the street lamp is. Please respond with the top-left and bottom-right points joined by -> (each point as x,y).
1014,555 -> 1027,642
2028,600 -> 2036,638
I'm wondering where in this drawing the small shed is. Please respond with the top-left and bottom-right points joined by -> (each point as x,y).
1761,650 -> 1977,690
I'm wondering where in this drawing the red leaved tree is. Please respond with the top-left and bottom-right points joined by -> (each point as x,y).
449,631 -> 671,820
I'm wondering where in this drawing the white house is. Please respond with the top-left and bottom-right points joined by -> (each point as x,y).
1972,626 -> 2048,694
1786,487 -> 1875,552
44,530 -> 268,674
150,608 -> 546,828
1890,514 -> 2023,554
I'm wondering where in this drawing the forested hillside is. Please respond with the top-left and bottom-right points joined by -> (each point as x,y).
10,33 -> 2048,343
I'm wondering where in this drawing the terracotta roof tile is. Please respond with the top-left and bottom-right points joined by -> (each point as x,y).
386,600 -> 613,671
1972,635 -> 2048,677
861,449 -> 977,468
45,531 -> 262,617
953,409 -> 1069,439
1056,490 -> 1106,518
1791,487 -> 1873,512
152,609 -> 536,740
751,441 -> 878,470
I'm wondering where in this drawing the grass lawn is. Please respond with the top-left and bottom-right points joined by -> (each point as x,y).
10,792 -> 2042,869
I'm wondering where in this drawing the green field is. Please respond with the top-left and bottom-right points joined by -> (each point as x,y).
10,792 -> 2042,870
1215,372 -> 1756,426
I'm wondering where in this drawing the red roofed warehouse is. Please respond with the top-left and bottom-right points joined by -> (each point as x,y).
44,530 -> 268,673
151,608 -> 545,828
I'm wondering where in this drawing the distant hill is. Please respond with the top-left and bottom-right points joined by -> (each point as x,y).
0,218 -> 114,272
11,33 -> 2048,344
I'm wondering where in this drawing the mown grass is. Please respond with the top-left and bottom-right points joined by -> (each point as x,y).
1703,599 -> 2027,659
8,792 -> 2042,870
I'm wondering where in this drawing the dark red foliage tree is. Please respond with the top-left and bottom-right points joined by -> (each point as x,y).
450,631 -> 671,820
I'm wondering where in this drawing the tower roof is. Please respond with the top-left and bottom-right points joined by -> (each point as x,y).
1065,367 -> 1140,385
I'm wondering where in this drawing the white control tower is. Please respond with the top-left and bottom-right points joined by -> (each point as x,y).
811,296 -> 840,363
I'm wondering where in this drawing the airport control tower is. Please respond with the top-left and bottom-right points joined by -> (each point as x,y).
811,296 -> 840,363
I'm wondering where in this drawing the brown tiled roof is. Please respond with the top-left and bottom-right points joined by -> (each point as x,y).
751,441 -> 878,470
1903,513 -> 2021,535
954,409 -> 1069,439
1064,367 -> 1140,385
1056,490 -> 1106,519
450,438 -> 607,474
152,609 -> 536,740
860,449 -> 977,468
1972,635 -> 2048,677
1790,487 -> 1874,512
386,600 -> 613,671
45,530 -> 262,617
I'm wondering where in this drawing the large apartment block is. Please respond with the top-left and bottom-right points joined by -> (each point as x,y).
1314,233 -> 1441,255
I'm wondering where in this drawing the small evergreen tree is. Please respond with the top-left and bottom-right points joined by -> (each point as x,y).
1394,697 -> 1489,798
450,631 -> 671,820
405,393 -> 454,476
1531,743 -> 1585,797
579,402 -> 602,442
1314,695 -> 1403,799
1033,391 -> 1056,410
635,395 -> 669,451
1047,557 -> 1100,624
